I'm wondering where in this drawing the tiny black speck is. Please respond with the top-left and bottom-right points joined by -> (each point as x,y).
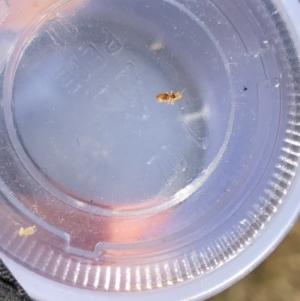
243,86 -> 248,91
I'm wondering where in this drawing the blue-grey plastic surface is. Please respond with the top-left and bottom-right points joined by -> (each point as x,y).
0,0 -> 299,300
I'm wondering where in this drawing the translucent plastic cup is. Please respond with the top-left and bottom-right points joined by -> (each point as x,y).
0,0 -> 300,300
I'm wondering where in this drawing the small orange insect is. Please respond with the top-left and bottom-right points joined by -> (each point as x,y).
156,89 -> 185,105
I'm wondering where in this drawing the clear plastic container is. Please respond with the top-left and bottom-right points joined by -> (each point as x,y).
0,0 -> 299,300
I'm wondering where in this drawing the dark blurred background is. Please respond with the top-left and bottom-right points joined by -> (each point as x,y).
207,218 -> 300,301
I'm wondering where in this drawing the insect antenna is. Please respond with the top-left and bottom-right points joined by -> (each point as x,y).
180,87 -> 188,105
